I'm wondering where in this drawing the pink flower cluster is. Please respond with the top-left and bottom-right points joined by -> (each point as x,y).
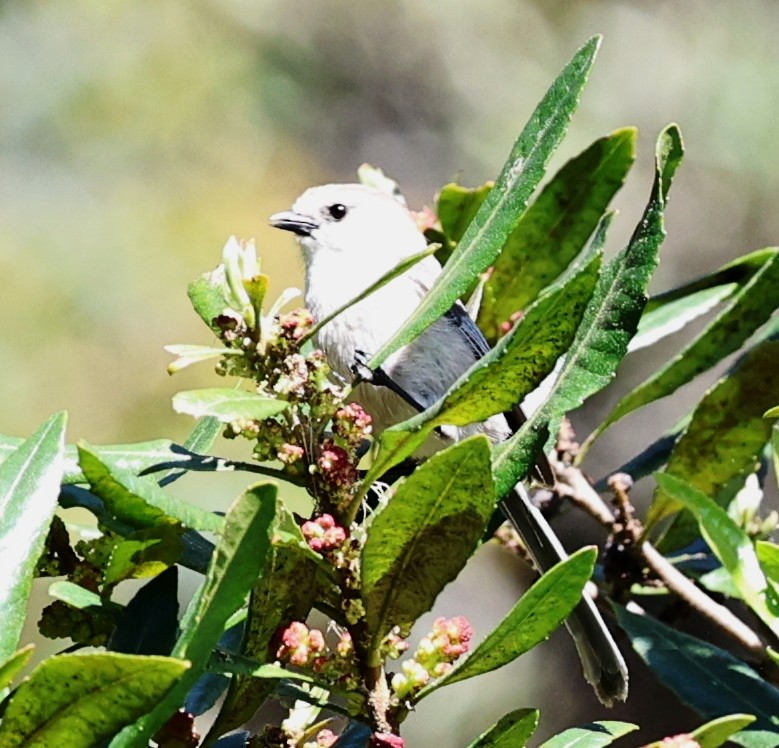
278,308 -> 314,343
301,514 -> 348,553
390,616 -> 473,699
369,732 -> 405,748
333,403 -> 373,447
276,621 -> 355,681
317,440 -> 358,489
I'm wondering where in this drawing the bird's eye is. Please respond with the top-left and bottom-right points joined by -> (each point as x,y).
325,203 -> 348,221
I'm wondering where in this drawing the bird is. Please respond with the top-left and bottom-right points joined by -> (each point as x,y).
269,182 -> 628,705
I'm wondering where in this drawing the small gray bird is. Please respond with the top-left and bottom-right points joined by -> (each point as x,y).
270,183 -> 628,705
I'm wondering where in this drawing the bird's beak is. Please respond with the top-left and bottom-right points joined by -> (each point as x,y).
269,210 -> 319,237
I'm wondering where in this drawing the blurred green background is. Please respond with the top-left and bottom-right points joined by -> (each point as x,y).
3,0 -> 778,744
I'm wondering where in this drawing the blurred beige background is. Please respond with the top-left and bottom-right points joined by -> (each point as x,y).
3,0 -> 778,745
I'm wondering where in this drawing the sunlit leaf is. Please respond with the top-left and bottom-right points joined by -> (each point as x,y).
538,722 -> 638,748
172,388 -> 288,422
478,128 -> 636,342
370,36 -> 602,368
691,714 -> 758,748
0,652 -> 188,748
0,412 -> 67,662
466,708 -> 539,748
0,646 -> 34,693
362,437 -> 495,647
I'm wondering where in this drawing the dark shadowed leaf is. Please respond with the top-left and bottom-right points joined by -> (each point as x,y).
0,412 -> 67,662
361,437 -> 495,647
370,36 -> 602,368
615,605 -> 779,748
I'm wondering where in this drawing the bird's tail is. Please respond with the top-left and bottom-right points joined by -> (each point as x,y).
499,485 -> 629,706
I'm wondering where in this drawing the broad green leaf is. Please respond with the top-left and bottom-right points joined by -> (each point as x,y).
692,715 -> 758,748
362,248 -> 600,487
437,182 -> 493,245
766,406 -> 779,418
757,541 -> 779,585
629,284 -> 736,352
497,126 -> 682,485
172,388 -> 288,422
110,483 -> 277,747
370,36 -> 602,368
647,339 -> 779,535
616,605 -> 779,748
188,270 -> 232,332
206,500 -> 324,740
653,473 -> 779,637
104,525 -> 185,585
0,412 -> 67,662
0,652 -> 188,748
0,646 -> 34,693
478,128 -> 636,342
418,546 -> 596,697
78,442 -> 223,533
538,722 -> 638,748
591,247 -> 779,440
467,708 -> 539,748
361,437 -> 495,650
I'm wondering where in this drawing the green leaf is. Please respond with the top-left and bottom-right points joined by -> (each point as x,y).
188,270 -> 232,332
497,126 -> 681,485
418,546 -> 596,697
0,412 -> 67,662
172,388 -> 288,422
691,714 -> 758,748
206,500 -> 325,740
363,247 -> 600,486
78,442 -> 223,533
466,708 -> 539,748
0,652 -> 188,748
648,339 -> 779,537
478,128 -> 636,342
110,483 -> 277,747
630,284 -> 737,352
370,36 -> 601,368
757,541 -> 779,585
361,437 -> 495,649
0,646 -> 34,693
166,344 -> 240,374
592,248 -> 779,438
437,182 -> 493,245
49,580 -> 114,612
538,722 -> 638,748
103,525 -> 186,585
615,605 -> 779,748
653,473 -> 779,637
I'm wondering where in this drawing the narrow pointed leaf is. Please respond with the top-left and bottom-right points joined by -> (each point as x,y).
49,580 -> 113,612
166,345 -> 240,374
757,541 -> 779,585
0,646 -> 34,693
363,248 -> 601,486
109,483 -> 277,747
0,652 -> 188,748
362,437 -> 495,647
467,708 -> 539,748
648,339 -> 779,536
616,605 -> 779,748
478,128 -> 636,341
0,412 -> 67,662
370,36 -> 602,368
172,388 -> 288,422
593,248 -> 779,438
207,500 -> 324,739
418,547 -> 596,698
496,123 -> 683,474
691,715 -> 758,748
538,722 -> 638,748
653,473 -> 779,636
79,443 -> 223,533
